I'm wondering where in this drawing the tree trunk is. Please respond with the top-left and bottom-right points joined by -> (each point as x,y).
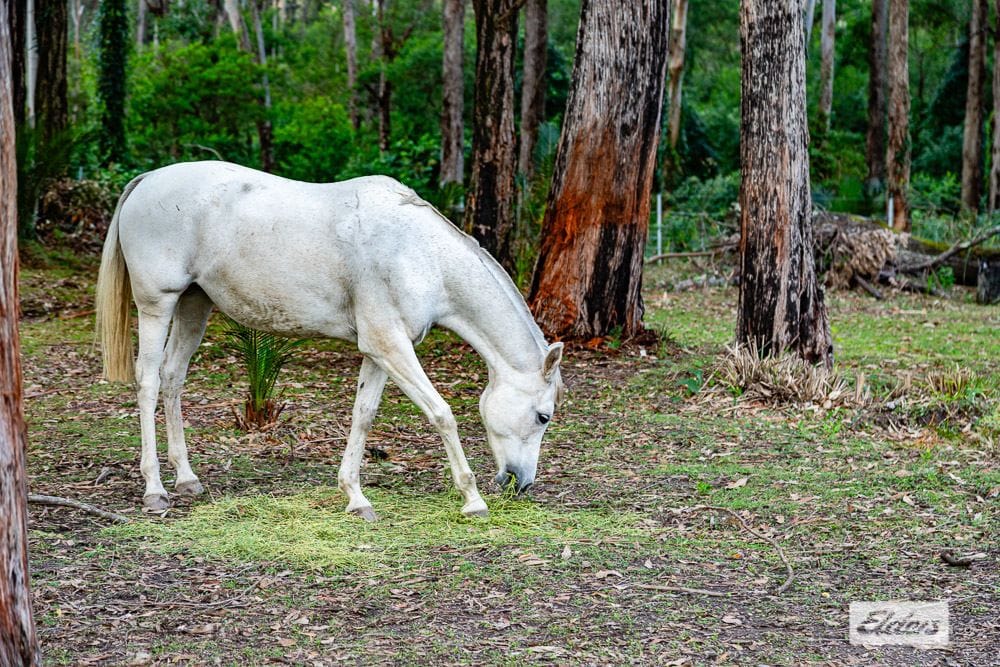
136,0 -> 147,51
342,0 -> 359,129
372,0 -> 391,153
961,0 -> 987,213
223,0 -> 251,50
250,0 -> 275,172
98,0 -> 128,164
804,0 -> 816,45
7,0 -> 25,128
440,0 -> 465,186
528,0 -> 669,339
666,0 -> 687,152
886,0 -> 909,232
35,0 -> 68,145
518,0 -> 547,180
0,5 -> 41,662
737,0 -> 833,368
990,0 -> 1000,212
865,0 -> 887,194
468,0 -> 519,273
818,0 -> 834,131
25,0 -> 35,126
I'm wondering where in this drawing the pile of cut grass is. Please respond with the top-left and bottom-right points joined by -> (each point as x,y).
107,488 -> 647,571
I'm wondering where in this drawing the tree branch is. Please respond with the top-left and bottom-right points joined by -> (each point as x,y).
28,493 -> 131,523
899,224 -> 1000,273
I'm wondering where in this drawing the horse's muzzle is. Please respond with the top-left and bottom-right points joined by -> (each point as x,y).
495,468 -> 533,494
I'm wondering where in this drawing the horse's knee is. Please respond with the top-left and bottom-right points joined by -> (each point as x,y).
429,405 -> 456,433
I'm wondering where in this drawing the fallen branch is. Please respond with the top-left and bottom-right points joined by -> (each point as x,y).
28,493 -> 131,523
853,275 -> 884,300
645,244 -> 736,264
900,224 -> 1000,273
631,583 -> 727,597
682,505 -> 795,595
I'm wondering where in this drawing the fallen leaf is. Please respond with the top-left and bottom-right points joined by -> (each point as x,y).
725,477 -> 748,490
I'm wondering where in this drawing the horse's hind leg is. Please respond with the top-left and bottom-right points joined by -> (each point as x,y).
338,356 -> 388,521
161,288 -> 213,497
135,298 -> 179,511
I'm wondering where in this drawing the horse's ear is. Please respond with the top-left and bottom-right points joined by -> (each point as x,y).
543,342 -> 564,380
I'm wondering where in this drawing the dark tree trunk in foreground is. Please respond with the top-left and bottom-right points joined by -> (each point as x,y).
866,0 -> 887,194
818,0 -> 835,131
886,0 -> 909,232
737,0 -> 833,368
35,0 -> 68,145
468,0 -> 519,273
440,0 -> 465,186
528,0 -> 669,339
666,0 -> 687,153
961,0 -> 987,213
990,0 -> 1000,212
98,0 -> 128,164
518,0 -> 547,180
0,5 -> 41,662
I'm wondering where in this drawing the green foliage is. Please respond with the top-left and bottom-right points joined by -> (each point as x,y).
273,98 -> 354,182
219,316 -> 305,429
97,0 -> 129,164
339,134 -> 442,200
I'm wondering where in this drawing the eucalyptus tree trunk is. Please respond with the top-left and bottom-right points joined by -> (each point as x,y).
961,0 -> 988,213
342,0 -> 359,129
136,0 -> 147,50
98,0 -> 128,164
805,0 -> 816,44
666,0 -> 687,152
990,0 -> 1000,212
440,0 -> 465,186
35,0 -> 68,146
372,0 -> 391,153
7,0 -> 25,128
737,0 -> 832,368
528,0 -> 669,339
886,0 -> 910,232
818,0 -> 834,131
518,0 -> 547,180
0,7 -> 41,662
223,0 -> 251,50
250,0 -> 275,172
866,0 -> 888,194
467,0 -> 519,273
25,0 -> 35,126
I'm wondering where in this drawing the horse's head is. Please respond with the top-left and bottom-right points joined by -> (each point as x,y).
479,343 -> 564,494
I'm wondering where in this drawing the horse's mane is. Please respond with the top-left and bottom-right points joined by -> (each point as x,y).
397,189 -> 549,356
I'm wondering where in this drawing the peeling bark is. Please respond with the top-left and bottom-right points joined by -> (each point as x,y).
0,4 -> 41,662
468,0 -> 519,273
866,0 -> 887,193
440,0 -> 465,186
737,0 -> 833,368
886,0 -> 909,232
528,0 -> 669,340
961,0 -> 987,213
518,0 -> 547,180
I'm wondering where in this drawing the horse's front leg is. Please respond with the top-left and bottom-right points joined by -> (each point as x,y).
338,356 -> 388,521
360,332 -> 488,518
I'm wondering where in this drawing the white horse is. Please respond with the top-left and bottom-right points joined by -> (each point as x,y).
95,161 -> 564,519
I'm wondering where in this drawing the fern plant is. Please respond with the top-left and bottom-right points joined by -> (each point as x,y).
219,316 -> 305,429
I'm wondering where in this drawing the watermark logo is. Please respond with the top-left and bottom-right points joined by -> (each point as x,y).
849,601 -> 949,648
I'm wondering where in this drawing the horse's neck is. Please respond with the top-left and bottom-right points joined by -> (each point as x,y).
441,254 -> 547,379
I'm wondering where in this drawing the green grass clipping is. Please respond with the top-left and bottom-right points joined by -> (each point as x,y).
107,488 -> 646,571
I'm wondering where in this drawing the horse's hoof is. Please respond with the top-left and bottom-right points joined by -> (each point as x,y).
143,493 -> 170,512
462,500 -> 489,519
350,506 -> 378,522
176,479 -> 204,496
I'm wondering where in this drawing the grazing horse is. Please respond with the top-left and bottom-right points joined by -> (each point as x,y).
95,161 -> 564,519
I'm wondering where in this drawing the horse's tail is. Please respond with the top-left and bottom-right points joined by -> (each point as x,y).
95,175 -> 144,382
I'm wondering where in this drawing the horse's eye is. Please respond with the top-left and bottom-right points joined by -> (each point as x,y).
537,413 -> 551,425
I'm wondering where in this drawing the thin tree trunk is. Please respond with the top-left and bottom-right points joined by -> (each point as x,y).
250,0 -> 274,172
990,0 -> 1000,212
866,0 -> 888,194
0,4 -> 41,661
223,0 -> 251,50
98,0 -> 128,164
440,0 -> 465,186
7,0 -> 25,128
468,0 -> 519,273
35,0 -> 68,145
372,0 -> 391,153
70,0 -> 82,59
136,0 -> 146,51
886,0 -> 909,232
737,0 -> 833,368
518,0 -> 547,180
528,0 -> 669,339
818,0 -> 834,131
25,0 -> 35,126
961,0 -> 987,213
342,0 -> 359,129
667,0 -> 687,152
804,0 -> 816,45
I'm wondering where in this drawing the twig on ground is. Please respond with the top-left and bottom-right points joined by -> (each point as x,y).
631,583 -> 727,597
682,505 -> 795,595
28,493 -> 131,523
899,224 -> 1000,273
939,550 -> 988,567
854,276 -> 884,300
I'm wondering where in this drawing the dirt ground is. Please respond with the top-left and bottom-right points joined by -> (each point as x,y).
19,257 -> 1000,666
